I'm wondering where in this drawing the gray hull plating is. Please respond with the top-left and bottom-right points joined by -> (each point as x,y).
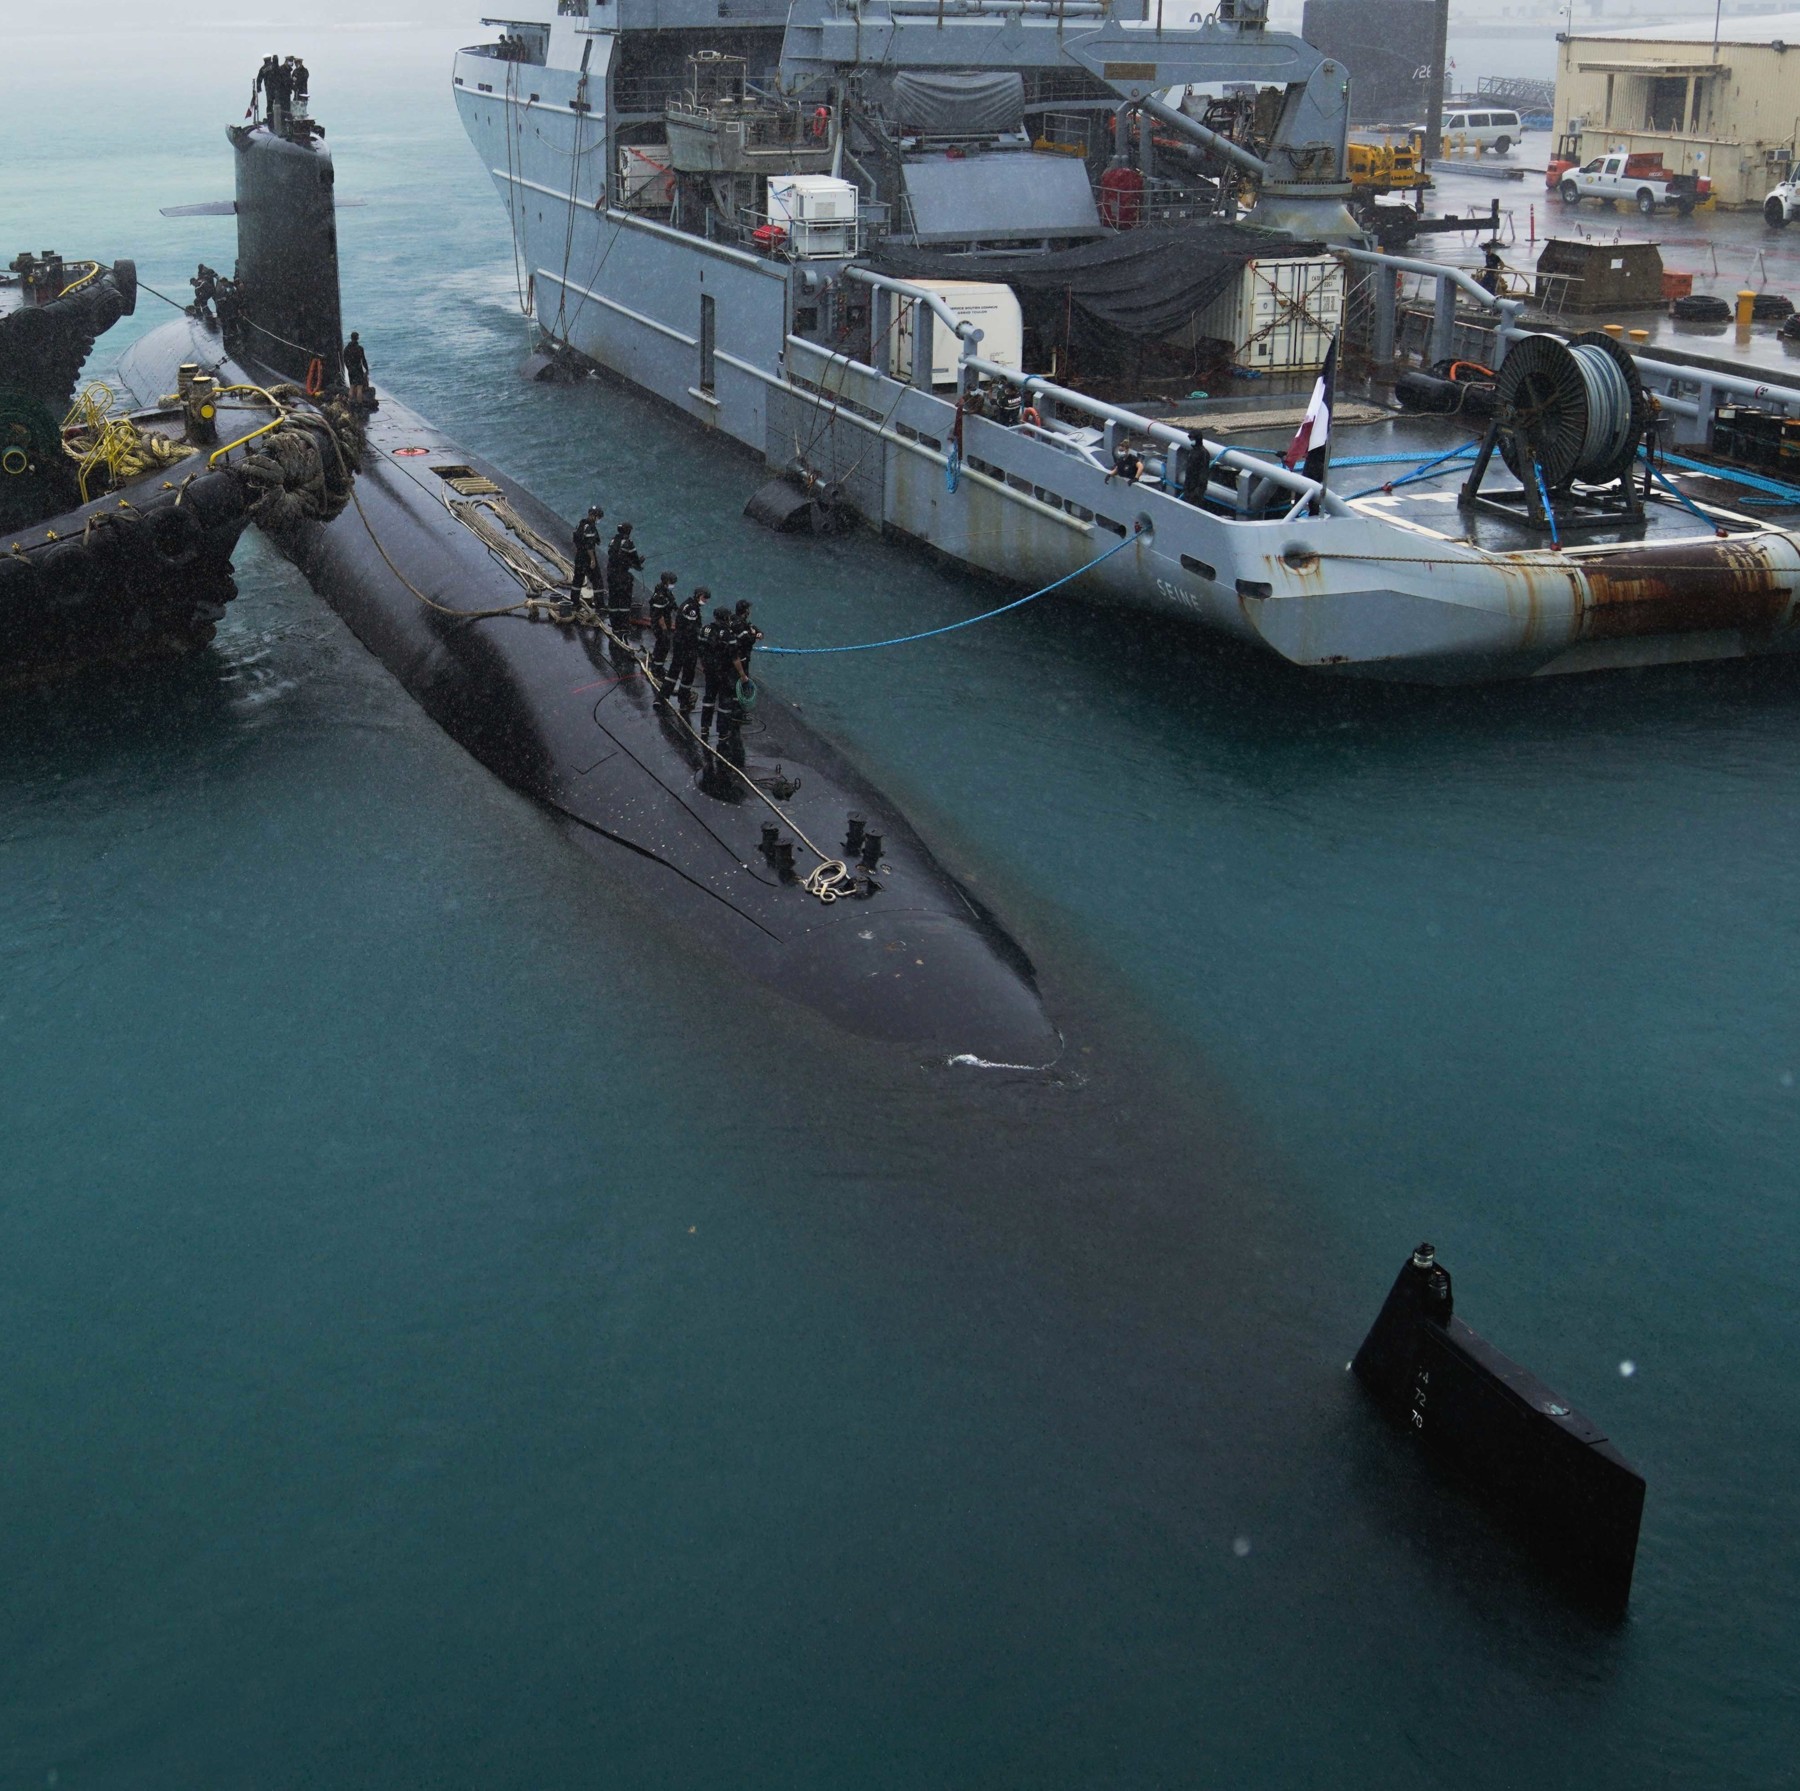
453,47 -> 1800,684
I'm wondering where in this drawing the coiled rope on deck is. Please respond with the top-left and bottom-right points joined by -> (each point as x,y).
759,527 -> 1144,657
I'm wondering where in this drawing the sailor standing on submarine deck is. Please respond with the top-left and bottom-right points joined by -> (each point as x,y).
606,522 -> 644,622
699,605 -> 746,742
343,331 -> 371,404
570,504 -> 604,606
667,588 -> 704,708
648,571 -> 679,680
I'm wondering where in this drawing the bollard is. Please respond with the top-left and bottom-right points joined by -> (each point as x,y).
1737,288 -> 1757,330
1603,323 -> 1624,338
1628,327 -> 1650,342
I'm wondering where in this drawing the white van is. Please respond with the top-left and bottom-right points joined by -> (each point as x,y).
1441,107 -> 1522,155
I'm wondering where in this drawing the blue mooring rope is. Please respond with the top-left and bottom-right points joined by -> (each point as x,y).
1532,459 -> 1561,547
1345,441 -> 1479,501
759,527 -> 1142,657
1640,450 -> 1728,532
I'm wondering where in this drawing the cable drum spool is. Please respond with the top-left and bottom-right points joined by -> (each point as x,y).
1495,331 -> 1649,489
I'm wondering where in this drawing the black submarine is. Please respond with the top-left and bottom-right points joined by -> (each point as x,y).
120,92 -> 1058,1063
1354,1243 -> 1646,1609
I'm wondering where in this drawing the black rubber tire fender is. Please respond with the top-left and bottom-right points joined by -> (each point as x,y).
179,469 -> 246,532
1560,180 -> 1580,204
0,552 -> 42,604
37,537 -> 95,603
147,501 -> 203,569
78,511 -> 138,586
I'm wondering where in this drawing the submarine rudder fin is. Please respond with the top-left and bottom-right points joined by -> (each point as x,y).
1353,1242 -> 1646,1611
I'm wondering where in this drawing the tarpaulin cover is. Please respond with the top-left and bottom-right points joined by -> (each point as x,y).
888,70 -> 1026,137
872,222 -> 1321,348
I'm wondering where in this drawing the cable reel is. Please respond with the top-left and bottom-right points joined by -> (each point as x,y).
1494,331 -> 1647,488
1460,331 -> 1650,535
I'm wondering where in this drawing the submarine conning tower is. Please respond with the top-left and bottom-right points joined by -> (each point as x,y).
225,114 -> 343,388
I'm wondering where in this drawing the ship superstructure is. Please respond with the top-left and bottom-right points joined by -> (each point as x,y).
453,0 -> 1800,682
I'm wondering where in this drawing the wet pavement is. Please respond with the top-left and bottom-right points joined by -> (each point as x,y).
1401,153 -> 1800,379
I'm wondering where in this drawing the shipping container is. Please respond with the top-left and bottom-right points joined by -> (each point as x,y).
888,281 -> 1024,388
1189,256 -> 1344,372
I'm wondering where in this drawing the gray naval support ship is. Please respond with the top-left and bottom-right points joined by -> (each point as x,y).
454,0 -> 1800,682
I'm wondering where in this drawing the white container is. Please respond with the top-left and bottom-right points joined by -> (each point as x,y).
767,174 -> 858,256
1190,256 -> 1344,372
618,145 -> 674,211
887,281 -> 1023,388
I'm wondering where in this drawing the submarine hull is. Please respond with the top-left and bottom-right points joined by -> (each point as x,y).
1353,1248 -> 1646,1609
120,311 -> 1058,1061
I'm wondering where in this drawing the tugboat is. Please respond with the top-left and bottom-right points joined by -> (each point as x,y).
0,249 -> 355,690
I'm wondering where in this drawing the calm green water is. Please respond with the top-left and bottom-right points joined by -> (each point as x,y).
5,20 -> 1799,1787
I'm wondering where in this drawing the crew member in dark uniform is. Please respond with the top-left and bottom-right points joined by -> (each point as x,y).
731,599 -> 763,678
698,603 -> 743,740
190,263 -> 219,322
343,330 -> 371,405
647,570 -> 679,681
1476,239 -> 1506,297
606,522 -> 644,622
668,587 -> 704,708
254,55 -> 281,125
1107,439 -> 1143,485
570,504 -> 604,606
1180,432 -> 1212,507
266,55 -> 293,132
286,55 -> 310,120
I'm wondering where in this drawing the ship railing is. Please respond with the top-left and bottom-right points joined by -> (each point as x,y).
734,207 -> 864,257
1093,181 -> 1220,226
786,333 -> 1347,524
1341,242 -> 1800,447
838,268 -> 1351,517
960,353 -> 1356,519
611,73 -> 691,116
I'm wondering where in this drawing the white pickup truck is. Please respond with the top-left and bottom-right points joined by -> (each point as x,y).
1558,152 -> 1708,216
1767,176 -> 1800,227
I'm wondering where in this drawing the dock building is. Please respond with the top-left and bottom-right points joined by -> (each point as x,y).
1553,14 -> 1800,206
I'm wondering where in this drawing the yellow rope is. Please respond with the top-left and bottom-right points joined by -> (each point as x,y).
60,382 -> 196,501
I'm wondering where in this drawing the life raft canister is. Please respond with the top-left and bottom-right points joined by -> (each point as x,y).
1098,164 -> 1145,229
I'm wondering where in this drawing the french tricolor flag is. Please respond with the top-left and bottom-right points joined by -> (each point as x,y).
1283,336 -> 1337,500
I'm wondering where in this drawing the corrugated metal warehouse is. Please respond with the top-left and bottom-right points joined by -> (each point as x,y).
1553,15 -> 1800,206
